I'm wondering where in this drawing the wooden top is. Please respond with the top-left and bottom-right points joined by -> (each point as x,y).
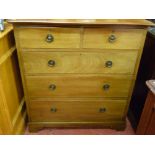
8,19 -> 154,27
146,80 -> 155,95
0,23 -> 13,39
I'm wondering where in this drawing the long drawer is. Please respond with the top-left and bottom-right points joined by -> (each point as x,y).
29,99 -> 127,122
83,28 -> 144,49
26,75 -> 133,98
17,27 -> 81,48
22,51 -> 138,74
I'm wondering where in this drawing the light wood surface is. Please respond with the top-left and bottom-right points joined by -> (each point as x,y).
26,74 -> 133,98
83,28 -> 144,49
0,23 -> 26,135
22,51 -> 138,74
11,19 -> 152,132
28,120 -> 126,132
29,99 -> 127,122
17,27 -> 80,48
0,28 -> 14,58
0,52 -> 23,118
8,19 -> 155,26
0,46 -> 16,65
16,27 -> 145,50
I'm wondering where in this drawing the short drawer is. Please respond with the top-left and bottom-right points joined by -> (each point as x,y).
83,28 -> 145,49
22,51 -> 138,74
17,27 -> 81,48
26,75 -> 133,98
29,99 -> 127,122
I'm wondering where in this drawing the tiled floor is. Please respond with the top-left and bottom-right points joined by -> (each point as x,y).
25,119 -> 135,135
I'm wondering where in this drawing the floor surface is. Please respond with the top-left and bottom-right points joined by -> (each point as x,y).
25,119 -> 135,135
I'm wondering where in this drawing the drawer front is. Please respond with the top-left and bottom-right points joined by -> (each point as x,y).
22,51 -> 138,74
26,75 -> 133,98
29,99 -> 127,122
83,28 -> 144,49
17,27 -> 81,48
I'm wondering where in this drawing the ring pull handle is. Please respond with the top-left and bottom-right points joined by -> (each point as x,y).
49,84 -> 56,91
46,34 -> 54,43
103,84 -> 110,91
50,107 -> 57,112
99,108 -> 106,113
108,34 -> 116,43
48,60 -> 55,67
105,60 -> 113,68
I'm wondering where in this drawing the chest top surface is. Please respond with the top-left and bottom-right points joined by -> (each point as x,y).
8,19 -> 154,27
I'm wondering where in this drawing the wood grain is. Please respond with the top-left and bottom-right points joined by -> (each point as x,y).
22,51 -> 138,74
29,99 -> 127,122
28,120 -> 126,132
10,19 -> 151,131
17,27 -> 81,48
26,74 -> 133,98
8,19 -> 155,27
83,28 -> 144,49
0,52 -> 23,119
0,30 -> 15,58
0,23 -> 26,135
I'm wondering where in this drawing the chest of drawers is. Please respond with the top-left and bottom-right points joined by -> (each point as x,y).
9,19 -> 154,132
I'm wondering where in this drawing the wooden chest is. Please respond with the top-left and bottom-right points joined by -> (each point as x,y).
9,19 -> 154,132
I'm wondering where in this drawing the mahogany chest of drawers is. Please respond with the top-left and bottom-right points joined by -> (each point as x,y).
9,19 -> 154,132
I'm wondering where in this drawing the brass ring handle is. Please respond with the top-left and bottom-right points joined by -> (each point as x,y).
99,108 -> 106,113
103,84 -> 110,91
105,61 -> 113,68
48,60 -> 55,67
49,84 -> 56,91
108,34 -> 116,43
50,107 -> 57,112
46,34 -> 54,43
